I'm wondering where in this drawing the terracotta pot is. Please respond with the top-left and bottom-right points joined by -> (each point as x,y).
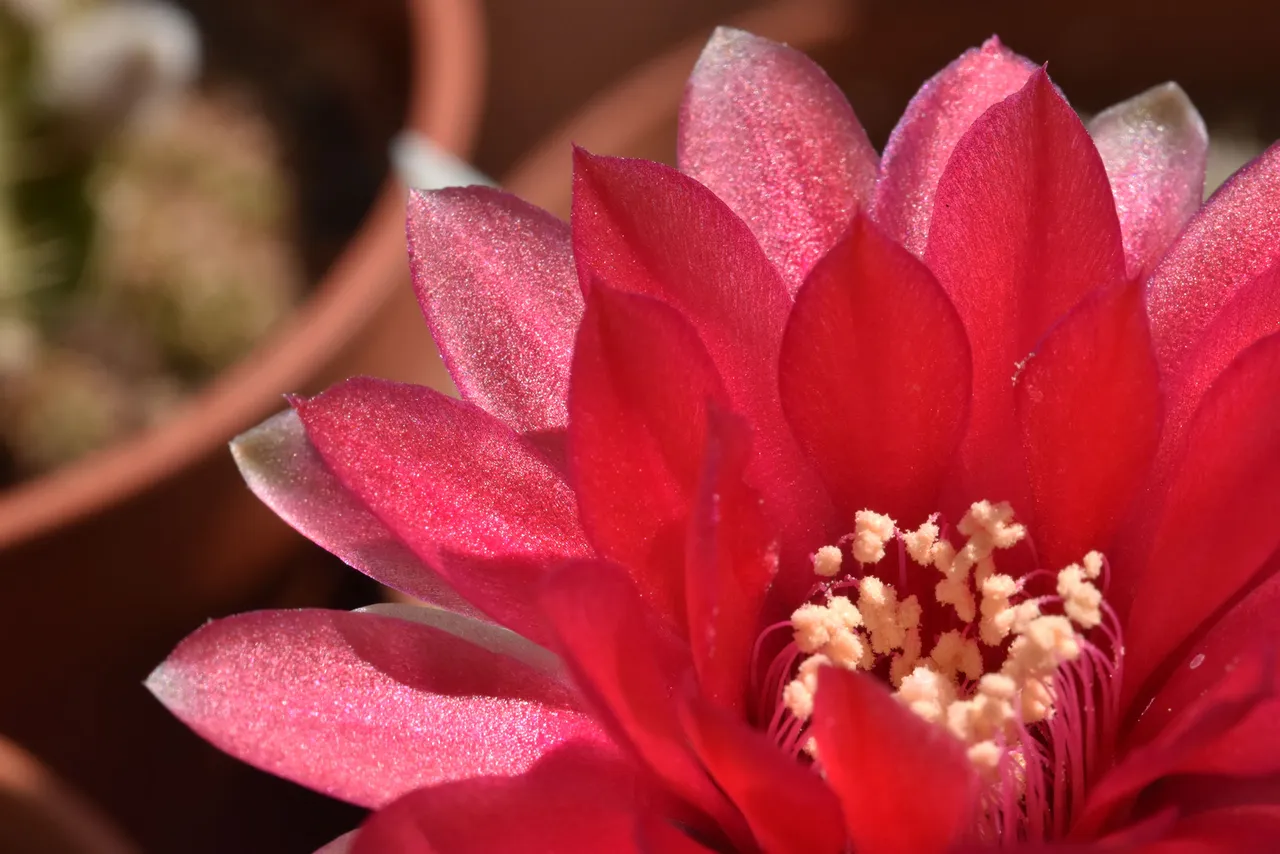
0,1 -> 482,851
0,736 -> 138,854
503,0 -> 852,214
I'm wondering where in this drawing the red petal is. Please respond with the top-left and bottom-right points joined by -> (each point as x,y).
1145,141 -> 1280,381
1123,331 -> 1280,706
923,69 -> 1127,510
1016,282 -> 1162,569
872,37 -> 1036,256
408,188 -> 582,434
294,378 -> 592,644
1135,806 -> 1280,854
232,410 -> 481,618
811,667 -> 977,854
679,27 -> 877,293
568,286 -> 730,630
1073,645 -> 1274,838
779,214 -> 971,526
572,150 -> 836,605
684,407 -> 777,716
146,609 -> 608,809
1088,83 -> 1208,280
353,745 -> 714,854
681,695 -> 845,854
539,560 -> 747,843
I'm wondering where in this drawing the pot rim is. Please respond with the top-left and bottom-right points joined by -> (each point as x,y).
0,0 -> 486,549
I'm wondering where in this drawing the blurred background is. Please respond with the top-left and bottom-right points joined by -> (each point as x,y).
0,0 -> 1275,850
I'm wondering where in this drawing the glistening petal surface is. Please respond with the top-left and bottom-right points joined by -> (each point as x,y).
231,410 -> 480,617
872,36 -> 1036,256
924,69 -> 1126,510
1088,83 -> 1208,279
408,187 -> 582,434
679,27 -> 877,293
146,609 -> 608,809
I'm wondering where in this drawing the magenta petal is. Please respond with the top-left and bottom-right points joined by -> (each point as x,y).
681,695 -> 845,854
872,37 -> 1037,256
352,746 -> 713,854
1123,331 -> 1280,707
924,69 -> 1126,510
1016,283 -> 1162,569
779,215 -> 971,526
1088,83 -> 1208,280
1145,141 -> 1280,380
685,408 -> 776,716
811,668 -> 977,854
232,410 -> 480,617
568,286 -> 730,630
572,149 -> 836,601
678,27 -> 877,294
147,609 -> 609,809
294,378 -> 592,643
408,187 -> 582,434
539,560 -> 747,844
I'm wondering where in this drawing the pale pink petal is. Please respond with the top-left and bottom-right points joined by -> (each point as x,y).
232,410 -> 481,618
678,27 -> 877,294
408,187 -> 582,434
1146,141 -> 1280,379
1089,83 -> 1208,280
872,36 -> 1036,256
147,609 -> 610,809
314,831 -> 357,854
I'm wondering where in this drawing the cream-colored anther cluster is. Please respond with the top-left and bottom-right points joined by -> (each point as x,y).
781,501 -> 1107,776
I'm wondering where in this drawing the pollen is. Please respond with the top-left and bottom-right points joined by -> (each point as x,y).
778,498 -> 1121,822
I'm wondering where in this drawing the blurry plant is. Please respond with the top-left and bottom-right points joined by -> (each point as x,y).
0,0 -> 301,480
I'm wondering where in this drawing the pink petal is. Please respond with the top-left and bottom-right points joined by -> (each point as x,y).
684,407 -> 776,716
779,214 -> 971,527
146,609 -> 609,809
314,832 -> 357,854
232,410 -> 481,618
1072,645 -> 1273,837
572,150 -> 836,605
1145,141 -> 1280,380
872,36 -> 1037,256
352,746 -> 714,854
678,27 -> 877,294
567,286 -> 730,630
923,69 -> 1126,511
680,695 -> 845,854
1016,283 -> 1162,570
811,667 -> 977,854
1122,331 -> 1280,714
407,187 -> 582,434
1088,83 -> 1208,280
294,378 -> 592,645
538,560 -> 747,845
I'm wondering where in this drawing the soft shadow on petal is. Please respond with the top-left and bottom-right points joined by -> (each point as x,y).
232,410 -> 481,618
924,69 -> 1126,513
1135,806 -> 1280,854
780,215 -> 971,527
539,560 -> 748,846
679,27 -> 877,294
147,609 -> 609,809
1145,141 -> 1280,380
294,378 -> 592,644
685,407 -> 776,717
811,668 -> 977,854
1123,332 -> 1280,707
408,187 -> 582,435
352,745 -> 714,854
1016,282 -> 1162,571
1089,83 -> 1207,281
568,286 -> 730,632
872,36 -> 1036,256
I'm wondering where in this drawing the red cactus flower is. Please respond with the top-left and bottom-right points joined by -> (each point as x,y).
149,29 -> 1280,853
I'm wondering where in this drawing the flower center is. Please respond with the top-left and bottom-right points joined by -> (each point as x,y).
753,501 -> 1123,843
